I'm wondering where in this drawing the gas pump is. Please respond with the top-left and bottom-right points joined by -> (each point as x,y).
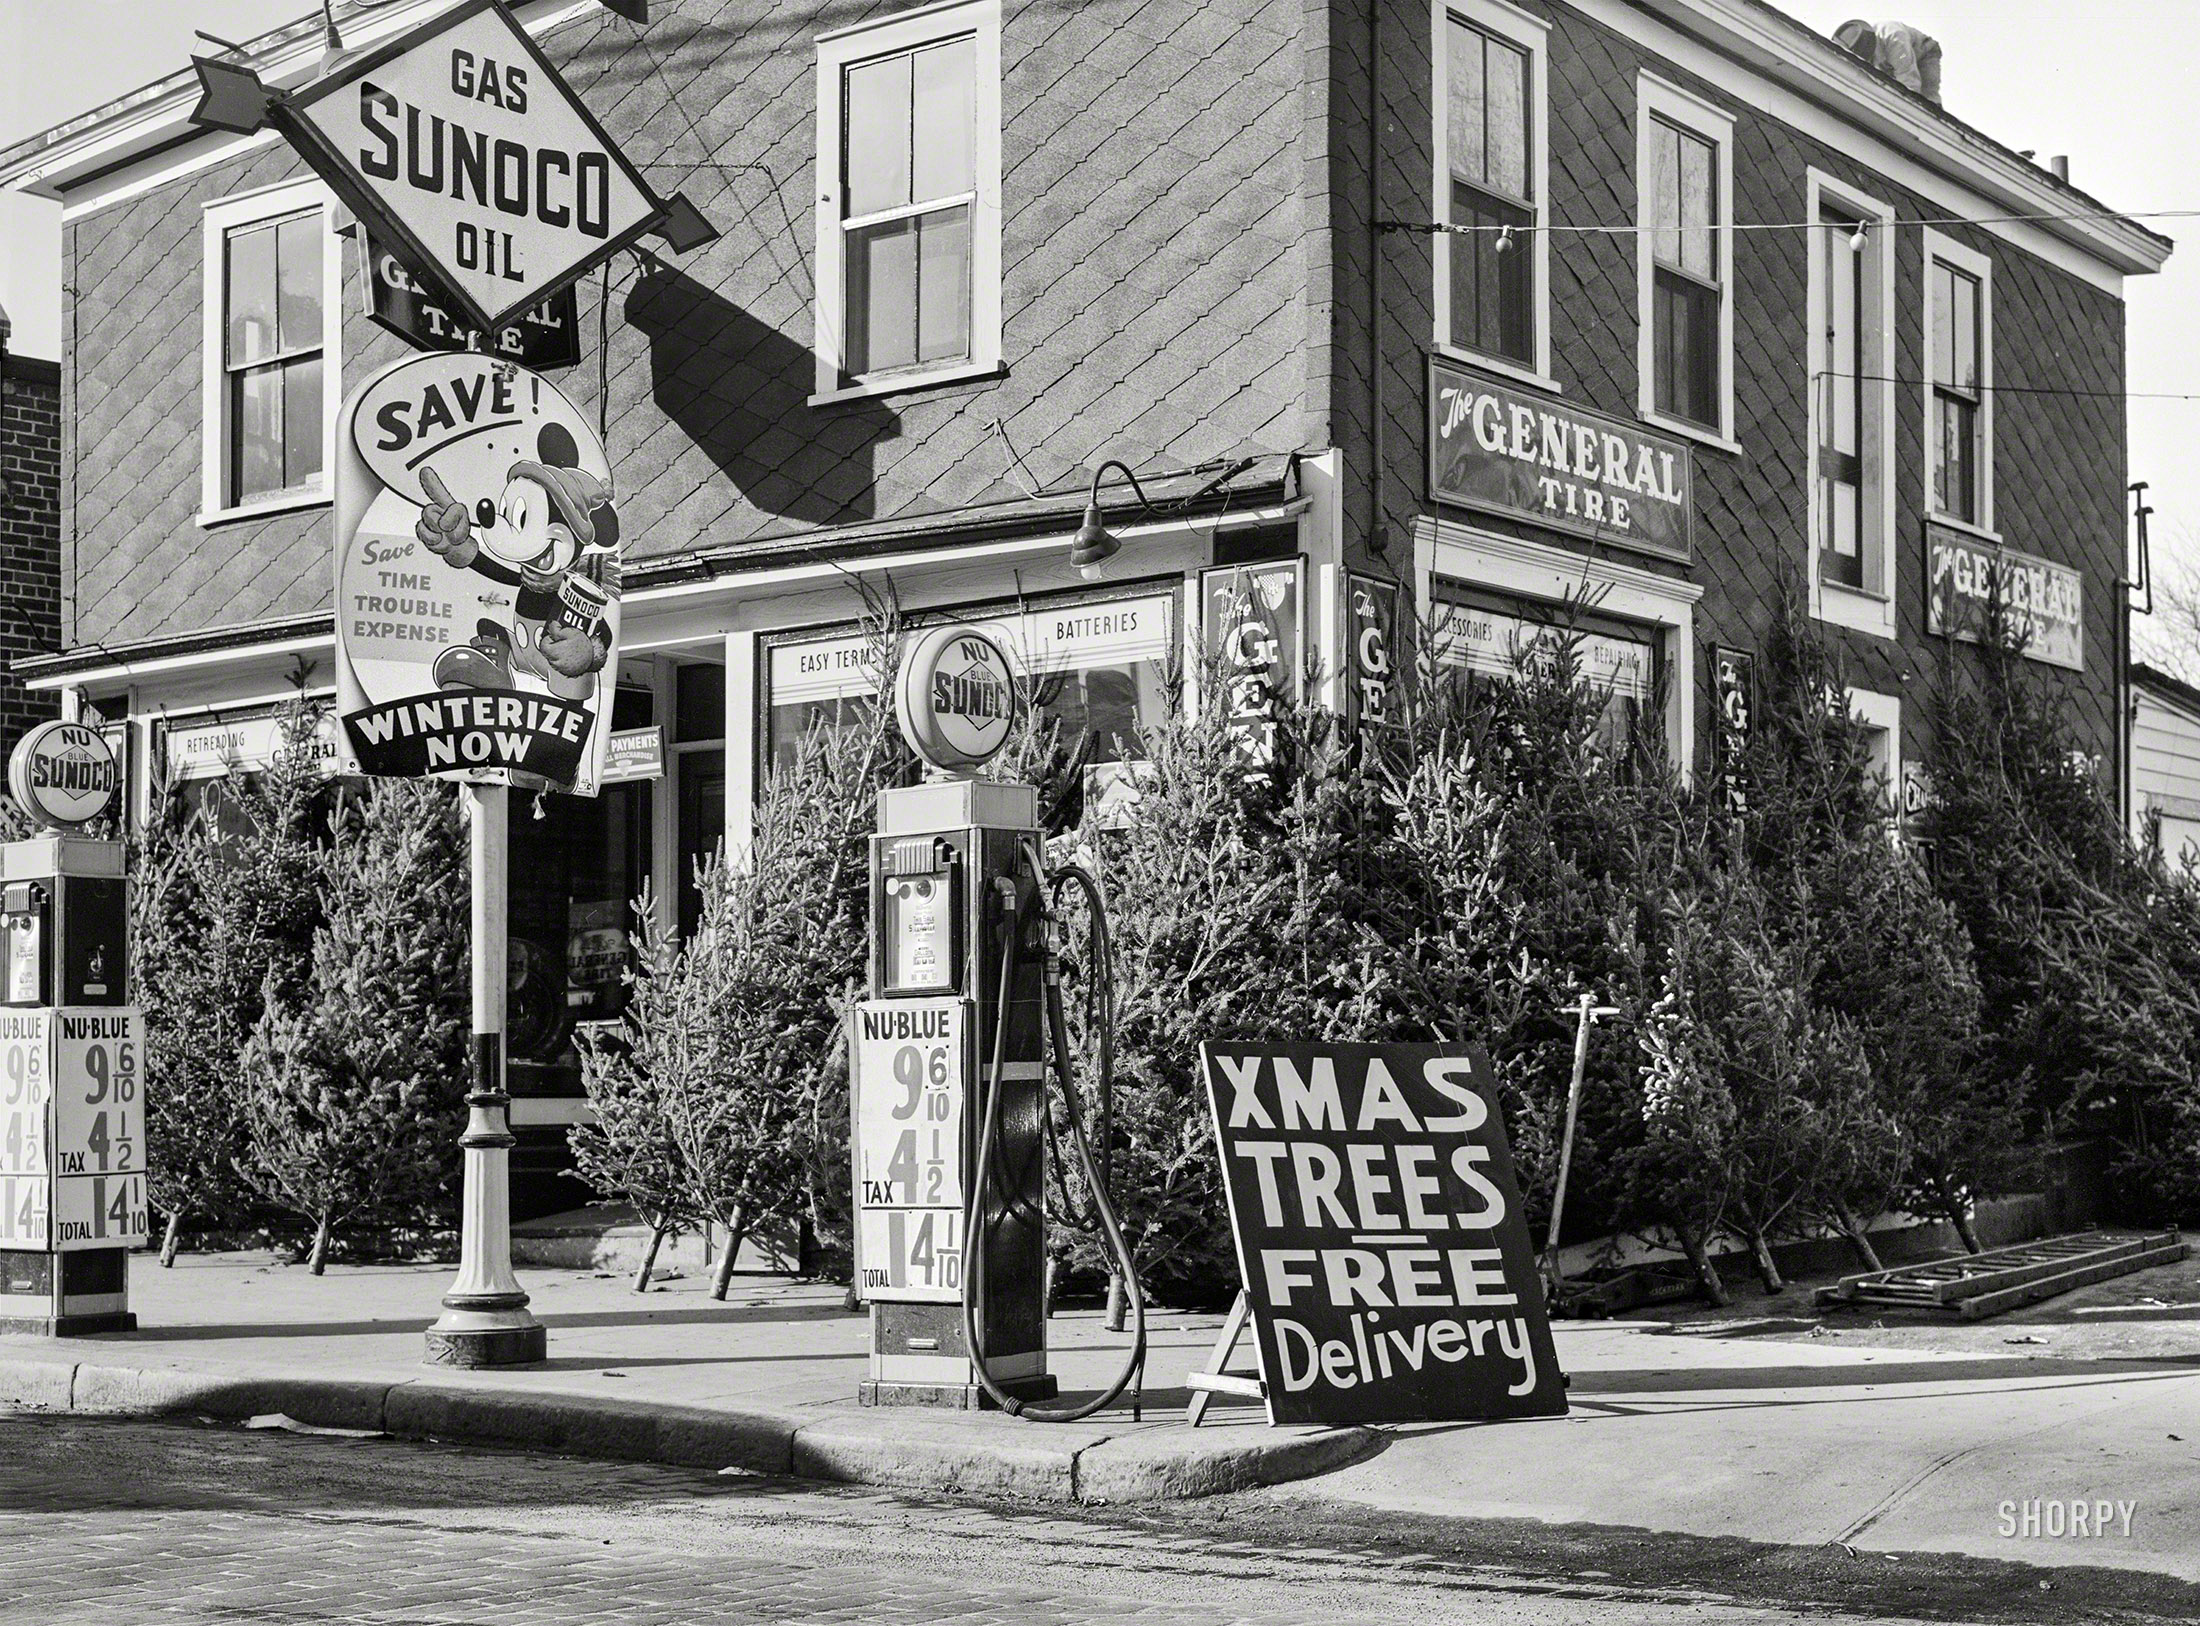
2,721 -> 144,1334
853,626 -> 1145,1417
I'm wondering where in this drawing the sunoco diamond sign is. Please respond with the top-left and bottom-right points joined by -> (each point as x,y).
285,0 -> 661,331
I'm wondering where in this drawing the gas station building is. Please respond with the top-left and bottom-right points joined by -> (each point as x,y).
0,0 -> 2165,1202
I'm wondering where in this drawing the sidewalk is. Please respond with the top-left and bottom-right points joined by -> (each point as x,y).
0,1253 -> 1372,1504
4,1250 -> 2198,1581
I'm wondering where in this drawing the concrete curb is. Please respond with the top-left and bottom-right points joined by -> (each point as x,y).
0,1353 -> 1380,1504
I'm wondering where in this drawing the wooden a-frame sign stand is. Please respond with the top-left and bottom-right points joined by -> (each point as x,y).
1185,1290 -> 1266,1425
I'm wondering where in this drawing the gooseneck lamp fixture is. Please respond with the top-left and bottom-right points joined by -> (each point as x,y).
1071,459 -> 1156,581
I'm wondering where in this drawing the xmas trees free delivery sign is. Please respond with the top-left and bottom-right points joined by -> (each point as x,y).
1201,1041 -> 1566,1425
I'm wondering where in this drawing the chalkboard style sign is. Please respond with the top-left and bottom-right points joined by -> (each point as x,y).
1200,1041 -> 1567,1425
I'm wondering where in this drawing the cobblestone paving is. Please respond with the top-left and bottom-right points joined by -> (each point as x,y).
0,1410 -> 1879,1626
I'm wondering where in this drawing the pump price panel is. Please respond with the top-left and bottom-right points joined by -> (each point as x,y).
852,997 -> 967,1302
0,1010 -> 53,1180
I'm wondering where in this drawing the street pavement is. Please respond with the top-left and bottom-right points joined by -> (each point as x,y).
0,1409 -> 2088,1625
4,1252 -> 2200,1610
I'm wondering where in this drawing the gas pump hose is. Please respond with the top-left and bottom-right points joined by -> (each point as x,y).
961,847 -> 1148,1422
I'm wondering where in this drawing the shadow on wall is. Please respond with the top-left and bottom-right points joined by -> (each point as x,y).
625,257 -> 899,527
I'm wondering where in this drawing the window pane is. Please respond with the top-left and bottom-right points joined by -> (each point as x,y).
675,662 -> 726,743
1448,20 -> 1486,187
1486,37 -> 1528,200
910,37 -> 975,204
1451,187 -> 1532,364
231,366 -> 284,502
1937,394 -> 1976,522
1649,121 -> 1680,269
676,748 -> 726,943
916,204 -> 973,364
226,223 -> 279,365
283,355 -> 322,488
1930,262 -> 1954,386
1654,269 -> 1717,427
845,215 -> 918,375
1951,269 -> 1978,392
1679,130 -> 1714,279
844,53 -> 913,216
275,213 -> 321,354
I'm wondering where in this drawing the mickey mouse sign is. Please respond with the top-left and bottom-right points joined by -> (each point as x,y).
333,350 -> 623,795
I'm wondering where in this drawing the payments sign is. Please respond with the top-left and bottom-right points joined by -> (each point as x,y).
1201,1040 -> 1567,1426
285,0 -> 662,332
851,998 -> 967,1303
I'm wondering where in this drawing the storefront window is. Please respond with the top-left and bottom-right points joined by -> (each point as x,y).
507,684 -> 656,1100
1431,589 -> 1660,762
764,592 -> 1176,788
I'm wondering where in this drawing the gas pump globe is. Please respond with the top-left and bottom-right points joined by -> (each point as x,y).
854,626 -> 1057,1407
2,721 -> 145,1334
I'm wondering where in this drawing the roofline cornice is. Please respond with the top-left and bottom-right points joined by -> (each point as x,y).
0,0 -> 599,202
0,0 -> 2172,278
1621,0 -> 2170,274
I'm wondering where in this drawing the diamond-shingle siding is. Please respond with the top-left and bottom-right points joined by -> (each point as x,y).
1354,0 -> 2132,769
65,0 -> 1320,650
56,0 -> 2137,776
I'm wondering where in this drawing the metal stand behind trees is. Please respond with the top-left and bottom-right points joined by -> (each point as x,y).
425,783 -> 545,1367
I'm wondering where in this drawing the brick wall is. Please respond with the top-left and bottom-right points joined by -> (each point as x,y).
0,350 -> 61,754
1354,0 -> 2132,769
63,0 -> 1329,651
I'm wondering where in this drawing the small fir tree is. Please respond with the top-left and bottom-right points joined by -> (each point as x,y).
570,884 -> 702,1290
138,699 -> 330,1261
236,775 -> 469,1271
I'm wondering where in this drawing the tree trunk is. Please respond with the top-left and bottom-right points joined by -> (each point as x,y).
1836,1202 -> 1884,1273
1954,1206 -> 1984,1254
711,1210 -> 746,1301
1681,1231 -> 1728,1306
159,1209 -> 185,1268
307,1216 -> 331,1276
1747,1228 -> 1785,1294
634,1216 -> 670,1293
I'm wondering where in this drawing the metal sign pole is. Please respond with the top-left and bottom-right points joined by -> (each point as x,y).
425,782 -> 545,1366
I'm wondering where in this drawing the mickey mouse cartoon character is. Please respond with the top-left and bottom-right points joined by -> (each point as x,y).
416,423 -> 619,703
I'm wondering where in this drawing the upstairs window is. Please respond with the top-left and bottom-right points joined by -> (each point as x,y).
223,212 -> 323,504
1442,11 -> 1538,367
1808,172 -> 1896,635
201,181 -> 339,522
1931,258 -> 1986,525
843,36 -> 974,376
815,2 -> 1002,401
1648,118 -> 1719,426
1636,78 -> 1734,444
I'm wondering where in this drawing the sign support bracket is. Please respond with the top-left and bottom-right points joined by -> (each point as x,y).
1185,1290 -> 1264,1426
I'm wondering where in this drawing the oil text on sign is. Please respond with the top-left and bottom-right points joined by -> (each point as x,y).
287,0 -> 661,331
1202,1041 -> 1567,1426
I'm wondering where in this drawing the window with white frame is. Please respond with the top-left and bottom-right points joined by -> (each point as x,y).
1808,172 -> 1895,626
1847,686 -> 1901,815
1636,77 -> 1733,443
1925,231 -> 1993,531
201,181 -> 341,520
1435,0 -> 1549,379
814,0 -> 1002,399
